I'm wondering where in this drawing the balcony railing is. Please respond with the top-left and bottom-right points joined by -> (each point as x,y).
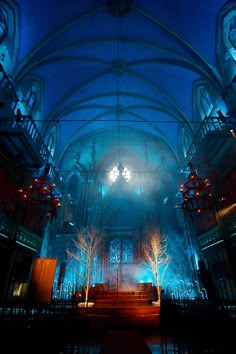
0,212 -> 42,252
185,115 -> 235,163
0,115 -> 51,164
0,64 -> 52,166
198,225 -> 224,250
198,212 -> 236,251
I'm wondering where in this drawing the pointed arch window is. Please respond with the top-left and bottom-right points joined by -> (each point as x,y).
223,11 -> 236,64
48,132 -> 55,157
25,84 -> 37,112
229,23 -> 236,49
64,174 -> 79,225
109,164 -> 131,182
200,88 -> 213,118
44,126 -> 56,157
183,134 -> 191,158
0,8 -> 8,43
109,238 -> 133,265
227,20 -> 236,60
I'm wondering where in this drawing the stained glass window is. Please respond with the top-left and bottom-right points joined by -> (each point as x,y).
109,238 -> 133,264
122,239 -> 133,263
109,239 -> 121,263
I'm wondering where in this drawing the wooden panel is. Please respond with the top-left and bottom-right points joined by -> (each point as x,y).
29,257 -> 57,304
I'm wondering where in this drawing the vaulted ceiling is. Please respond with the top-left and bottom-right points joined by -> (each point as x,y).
14,0 -> 227,178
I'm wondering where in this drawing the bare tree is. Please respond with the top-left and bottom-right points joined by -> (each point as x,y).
142,229 -> 172,303
66,225 -> 102,306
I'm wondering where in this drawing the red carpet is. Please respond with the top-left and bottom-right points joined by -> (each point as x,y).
100,330 -> 152,354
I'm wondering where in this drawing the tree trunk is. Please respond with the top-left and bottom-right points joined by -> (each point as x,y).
156,285 -> 161,303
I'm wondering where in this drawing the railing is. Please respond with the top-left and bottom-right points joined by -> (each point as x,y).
168,298 -> 236,317
160,298 -> 236,353
0,299 -> 234,353
0,300 -> 91,324
198,224 -> 224,250
0,64 -> 52,165
0,115 -> 51,164
197,211 -> 236,250
0,212 -> 41,251
224,213 -> 236,238
0,298 -> 235,319
185,115 -> 235,162
0,65 -> 64,195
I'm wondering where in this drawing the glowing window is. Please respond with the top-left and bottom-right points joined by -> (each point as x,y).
109,239 -> 133,264
109,165 -> 131,182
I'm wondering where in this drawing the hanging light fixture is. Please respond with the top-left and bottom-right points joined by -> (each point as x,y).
112,22 -> 129,182
18,163 -> 62,218
116,30 -> 122,177
108,21 -> 131,183
178,162 -> 216,213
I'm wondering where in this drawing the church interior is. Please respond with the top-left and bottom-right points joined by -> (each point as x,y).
0,0 -> 236,352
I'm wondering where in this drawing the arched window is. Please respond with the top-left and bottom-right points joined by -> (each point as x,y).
179,125 -> 192,159
64,175 -> 79,225
44,125 -> 56,157
47,129 -> 56,157
226,16 -> 236,61
220,9 -> 236,82
25,84 -> 37,112
200,88 -> 213,118
0,8 -> 8,44
48,135 -> 55,157
229,23 -> 236,49
183,134 -> 190,158
109,164 -> 131,182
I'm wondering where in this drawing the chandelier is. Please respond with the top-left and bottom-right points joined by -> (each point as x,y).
18,163 -> 61,218
178,163 -> 215,212
109,162 -> 131,182
112,22 -> 129,182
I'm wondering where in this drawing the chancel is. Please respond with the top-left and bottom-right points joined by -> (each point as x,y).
0,0 -> 235,353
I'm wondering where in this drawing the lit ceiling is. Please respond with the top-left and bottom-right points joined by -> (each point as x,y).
15,0 -> 227,177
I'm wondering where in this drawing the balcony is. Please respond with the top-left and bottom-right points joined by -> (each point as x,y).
0,212 -> 42,252
198,212 -> 236,251
185,116 -> 236,179
0,64 -> 51,169
0,115 -> 51,169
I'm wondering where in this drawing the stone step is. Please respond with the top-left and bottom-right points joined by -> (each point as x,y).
95,295 -> 151,301
94,290 -> 156,303
95,300 -> 152,307
95,290 -> 152,294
